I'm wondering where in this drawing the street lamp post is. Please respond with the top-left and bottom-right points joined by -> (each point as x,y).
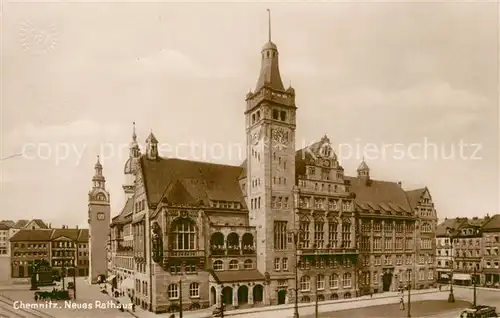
220,291 -> 225,318
446,227 -> 457,303
472,267 -> 477,308
314,253 -> 319,318
73,240 -> 78,300
289,229 -> 302,318
179,277 -> 183,318
407,269 -> 411,318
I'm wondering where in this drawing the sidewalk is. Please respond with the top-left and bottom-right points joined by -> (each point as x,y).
131,288 -> 439,318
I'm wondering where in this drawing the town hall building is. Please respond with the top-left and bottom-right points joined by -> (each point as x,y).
102,17 -> 438,313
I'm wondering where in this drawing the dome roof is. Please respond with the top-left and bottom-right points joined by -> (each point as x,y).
262,41 -> 277,51
357,160 -> 369,171
124,157 -> 138,174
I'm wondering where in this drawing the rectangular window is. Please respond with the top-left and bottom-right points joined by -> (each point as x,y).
341,221 -> 351,248
274,221 -> 288,250
274,258 -> 280,271
282,258 -> 288,271
314,220 -> 324,248
328,222 -> 338,248
300,221 -> 310,248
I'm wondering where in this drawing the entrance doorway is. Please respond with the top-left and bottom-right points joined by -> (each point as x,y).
382,272 -> 393,292
278,290 -> 287,304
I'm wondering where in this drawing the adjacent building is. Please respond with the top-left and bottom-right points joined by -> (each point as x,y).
481,214 -> 500,287
9,227 -> 89,282
106,22 -> 438,314
435,217 -> 466,282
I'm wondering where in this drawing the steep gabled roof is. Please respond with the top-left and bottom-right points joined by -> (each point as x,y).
483,214 -> 500,231
77,229 -> 89,242
10,229 -> 54,241
140,156 -> 246,208
112,198 -> 134,226
50,229 -> 80,241
346,176 -> 412,216
436,218 -> 467,237
406,188 -> 426,210
14,220 -> 29,229
24,219 -> 49,229
0,220 -> 15,228
0,223 -> 10,230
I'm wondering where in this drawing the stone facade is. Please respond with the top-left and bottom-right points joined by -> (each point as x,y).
105,23 -> 438,314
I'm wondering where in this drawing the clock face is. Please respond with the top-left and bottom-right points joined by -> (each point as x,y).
324,160 -> 330,167
96,193 -> 106,201
97,212 -> 105,221
272,128 -> 289,145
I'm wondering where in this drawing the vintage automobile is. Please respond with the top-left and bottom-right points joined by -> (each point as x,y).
460,305 -> 498,318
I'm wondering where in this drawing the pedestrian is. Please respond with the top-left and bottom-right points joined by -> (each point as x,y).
399,296 -> 405,311
370,291 -> 373,298
34,293 -> 38,302
169,314 -> 175,318
132,304 -> 135,312
439,284 -> 441,291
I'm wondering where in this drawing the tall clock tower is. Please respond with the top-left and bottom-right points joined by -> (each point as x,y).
88,155 -> 110,283
245,10 -> 297,300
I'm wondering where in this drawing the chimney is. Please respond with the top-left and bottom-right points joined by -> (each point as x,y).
48,223 -> 51,229
397,181 -> 402,187
473,217 -> 478,220
76,225 -> 78,229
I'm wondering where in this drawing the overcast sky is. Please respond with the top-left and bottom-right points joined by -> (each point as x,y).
1,2 -> 498,228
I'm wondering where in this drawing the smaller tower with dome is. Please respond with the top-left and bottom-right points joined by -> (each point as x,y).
357,157 -> 370,182
88,155 -> 110,284
123,122 -> 141,198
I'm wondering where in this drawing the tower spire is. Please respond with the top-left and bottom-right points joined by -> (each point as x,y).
267,9 -> 271,42
132,121 -> 137,141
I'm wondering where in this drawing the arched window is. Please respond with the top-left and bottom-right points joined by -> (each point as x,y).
229,260 -> 239,270
317,274 -> 325,290
329,274 -> 339,289
244,259 -> 253,269
189,282 -> 199,298
170,219 -> 196,250
342,273 -> 351,288
300,276 -> 310,291
213,260 -> 223,271
168,284 -> 179,299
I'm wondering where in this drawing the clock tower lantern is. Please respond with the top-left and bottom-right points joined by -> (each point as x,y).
88,155 -> 110,284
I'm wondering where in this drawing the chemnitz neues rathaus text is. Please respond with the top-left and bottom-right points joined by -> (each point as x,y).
98,19 -> 438,314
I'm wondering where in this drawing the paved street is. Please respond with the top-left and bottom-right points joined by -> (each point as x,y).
0,283 -> 498,318
0,277 -> 133,318
303,300 -> 470,318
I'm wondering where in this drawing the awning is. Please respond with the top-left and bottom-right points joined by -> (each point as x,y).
452,273 -> 471,280
106,275 -> 116,283
119,277 -> 134,289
